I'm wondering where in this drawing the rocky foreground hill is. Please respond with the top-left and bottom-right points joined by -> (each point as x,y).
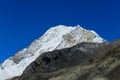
10,40 -> 120,80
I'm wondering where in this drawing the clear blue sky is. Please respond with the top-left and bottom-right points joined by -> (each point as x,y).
0,0 -> 120,62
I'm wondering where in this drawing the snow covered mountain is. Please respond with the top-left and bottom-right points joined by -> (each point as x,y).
0,25 -> 105,80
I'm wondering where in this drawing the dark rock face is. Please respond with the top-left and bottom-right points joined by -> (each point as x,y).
18,42 -> 103,80
11,40 -> 120,80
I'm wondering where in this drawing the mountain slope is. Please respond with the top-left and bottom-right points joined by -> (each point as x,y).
18,42 -> 107,80
0,25 -> 105,80
14,40 -> 120,80
47,40 -> 120,80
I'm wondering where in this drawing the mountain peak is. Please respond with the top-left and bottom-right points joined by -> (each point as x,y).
42,25 -> 104,42
0,25 -> 105,80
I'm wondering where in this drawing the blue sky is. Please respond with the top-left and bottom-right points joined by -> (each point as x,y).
0,0 -> 120,62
